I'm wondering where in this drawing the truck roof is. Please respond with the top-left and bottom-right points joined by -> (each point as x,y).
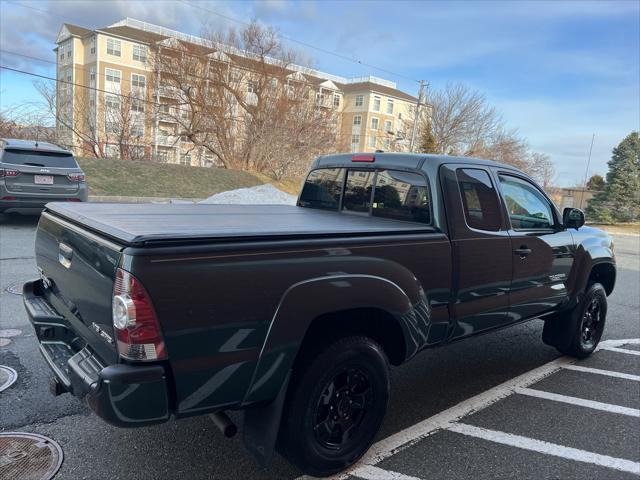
315,152 -> 525,175
45,203 -> 433,246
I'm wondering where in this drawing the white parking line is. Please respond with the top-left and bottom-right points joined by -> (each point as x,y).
563,364 -> 640,381
303,338 -> 640,480
599,346 -> 640,356
515,387 -> 640,417
448,423 -> 640,475
350,465 -> 421,480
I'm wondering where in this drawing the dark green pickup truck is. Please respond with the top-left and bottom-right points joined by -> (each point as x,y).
24,153 -> 616,476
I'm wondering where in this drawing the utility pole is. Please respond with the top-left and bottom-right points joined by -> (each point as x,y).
409,80 -> 426,152
579,133 -> 595,209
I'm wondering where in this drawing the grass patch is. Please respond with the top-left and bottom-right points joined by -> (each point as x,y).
77,157 -> 264,198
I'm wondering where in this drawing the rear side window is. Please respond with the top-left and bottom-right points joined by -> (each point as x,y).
1,149 -> 78,168
343,170 -> 375,213
456,168 -> 502,231
373,170 -> 430,223
298,168 -> 344,210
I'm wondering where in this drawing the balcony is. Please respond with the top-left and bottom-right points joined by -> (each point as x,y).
155,134 -> 179,147
158,86 -> 180,98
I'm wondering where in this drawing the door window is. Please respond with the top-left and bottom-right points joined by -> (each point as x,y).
456,168 -> 502,231
498,175 -> 554,229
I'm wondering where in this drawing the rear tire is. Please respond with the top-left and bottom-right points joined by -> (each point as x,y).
278,336 -> 390,477
543,282 -> 607,358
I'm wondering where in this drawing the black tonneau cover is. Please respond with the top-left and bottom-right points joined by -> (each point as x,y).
45,203 -> 432,246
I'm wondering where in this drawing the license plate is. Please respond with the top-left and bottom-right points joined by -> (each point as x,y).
34,175 -> 54,185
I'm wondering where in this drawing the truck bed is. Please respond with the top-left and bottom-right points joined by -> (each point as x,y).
46,203 -> 433,246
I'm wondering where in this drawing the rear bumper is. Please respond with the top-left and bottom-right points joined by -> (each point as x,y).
0,197 -> 87,213
23,279 -> 171,427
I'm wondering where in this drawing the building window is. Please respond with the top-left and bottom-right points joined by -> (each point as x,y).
133,44 -> 147,62
333,93 -> 341,107
247,80 -> 257,94
105,94 -> 120,110
131,121 -> 144,137
398,112 -> 403,120
368,135 -> 376,148
353,115 -> 361,126
384,120 -> 392,133
65,69 -> 72,83
157,150 -> 169,163
107,38 -> 121,57
90,37 -> 96,55
67,47 -> 72,59
373,96 -> 381,112
180,153 -> 192,166
59,45 -> 64,61
131,99 -> 145,113
371,118 -> 379,130
355,95 -> 364,107
105,68 -> 121,84
131,73 -> 146,96
104,144 -> 119,158
89,67 -> 96,87
382,138 -> 390,150
386,99 -> 394,114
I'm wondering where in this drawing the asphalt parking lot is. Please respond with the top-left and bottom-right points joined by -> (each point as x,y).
1,214 -> 638,480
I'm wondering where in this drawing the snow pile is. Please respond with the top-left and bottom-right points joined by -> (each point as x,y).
200,184 -> 297,205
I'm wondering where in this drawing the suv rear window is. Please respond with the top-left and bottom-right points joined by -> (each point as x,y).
298,168 -> 344,210
1,149 -> 78,168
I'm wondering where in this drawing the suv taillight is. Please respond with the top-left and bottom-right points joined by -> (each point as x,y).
112,268 -> 167,361
0,168 -> 20,177
67,173 -> 85,182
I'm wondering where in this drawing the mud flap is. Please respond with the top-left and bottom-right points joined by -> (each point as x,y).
242,370 -> 291,467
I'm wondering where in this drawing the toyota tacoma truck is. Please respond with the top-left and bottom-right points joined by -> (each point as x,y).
23,153 -> 616,476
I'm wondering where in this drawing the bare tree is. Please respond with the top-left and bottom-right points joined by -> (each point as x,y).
34,80 -> 104,157
150,22 -> 337,177
528,152 -> 555,189
423,83 -> 502,155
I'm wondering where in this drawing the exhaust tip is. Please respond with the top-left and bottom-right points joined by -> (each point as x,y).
209,411 -> 237,438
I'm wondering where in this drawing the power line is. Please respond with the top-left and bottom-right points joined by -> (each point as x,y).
6,0 -> 420,85
1,64 -> 402,144
178,0 -> 420,84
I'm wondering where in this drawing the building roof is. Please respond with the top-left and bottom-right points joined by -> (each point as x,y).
64,23 -> 93,38
98,25 -> 167,45
337,81 -> 417,103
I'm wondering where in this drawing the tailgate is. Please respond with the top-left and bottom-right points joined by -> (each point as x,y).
34,211 -> 123,364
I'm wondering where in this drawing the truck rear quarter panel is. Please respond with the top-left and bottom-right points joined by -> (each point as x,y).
125,234 -> 452,415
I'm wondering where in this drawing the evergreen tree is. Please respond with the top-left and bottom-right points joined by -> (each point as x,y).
586,132 -> 640,223
418,119 -> 438,154
586,174 -> 605,191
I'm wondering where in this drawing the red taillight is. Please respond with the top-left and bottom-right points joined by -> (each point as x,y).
352,155 -> 375,162
67,198 -> 82,202
112,268 -> 166,361
1,196 -> 17,201
0,168 -> 20,177
67,173 -> 85,182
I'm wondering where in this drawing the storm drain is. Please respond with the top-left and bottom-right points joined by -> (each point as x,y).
0,433 -> 63,480
0,366 -> 17,392
4,283 -> 23,295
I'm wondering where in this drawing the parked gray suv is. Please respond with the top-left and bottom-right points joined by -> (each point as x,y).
0,138 -> 88,214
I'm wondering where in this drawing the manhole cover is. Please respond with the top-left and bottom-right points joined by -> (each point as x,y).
0,433 -> 62,480
4,283 -> 23,295
0,366 -> 17,392
0,329 -> 21,338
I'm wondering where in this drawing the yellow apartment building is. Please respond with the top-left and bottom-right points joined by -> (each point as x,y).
55,18 -> 421,166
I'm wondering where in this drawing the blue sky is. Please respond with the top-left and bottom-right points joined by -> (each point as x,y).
1,0 -> 638,186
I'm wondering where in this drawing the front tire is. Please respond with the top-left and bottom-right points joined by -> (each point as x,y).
543,282 -> 607,358
278,336 -> 390,477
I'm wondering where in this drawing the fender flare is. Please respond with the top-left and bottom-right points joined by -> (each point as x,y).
242,274 -> 430,405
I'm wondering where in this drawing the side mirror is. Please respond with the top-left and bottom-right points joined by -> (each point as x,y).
563,208 -> 585,229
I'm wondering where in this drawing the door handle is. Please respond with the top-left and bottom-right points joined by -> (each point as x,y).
514,246 -> 532,258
